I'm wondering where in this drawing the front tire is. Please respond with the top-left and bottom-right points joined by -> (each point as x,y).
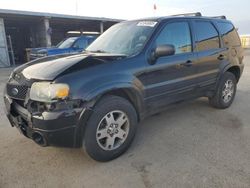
84,95 -> 138,162
209,72 -> 237,109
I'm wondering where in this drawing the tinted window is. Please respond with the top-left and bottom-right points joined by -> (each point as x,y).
87,37 -> 96,45
73,38 -> 88,49
57,37 -> 77,48
217,22 -> 241,47
195,21 -> 220,51
156,22 -> 192,54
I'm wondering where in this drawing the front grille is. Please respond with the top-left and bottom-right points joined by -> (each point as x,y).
6,83 -> 29,100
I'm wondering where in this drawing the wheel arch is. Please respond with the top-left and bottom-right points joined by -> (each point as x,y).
93,87 -> 144,122
75,86 -> 144,148
224,65 -> 241,82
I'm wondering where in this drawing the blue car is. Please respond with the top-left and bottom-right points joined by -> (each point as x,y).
30,35 -> 97,60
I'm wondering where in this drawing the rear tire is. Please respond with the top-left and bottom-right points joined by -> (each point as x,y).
84,95 -> 138,162
209,72 -> 237,109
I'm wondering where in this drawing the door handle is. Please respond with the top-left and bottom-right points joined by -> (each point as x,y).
176,60 -> 192,69
217,54 -> 225,60
181,60 -> 192,67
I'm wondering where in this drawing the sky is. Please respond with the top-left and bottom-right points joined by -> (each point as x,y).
0,0 -> 249,34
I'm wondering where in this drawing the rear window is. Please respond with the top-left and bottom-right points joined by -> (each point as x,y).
194,21 -> 220,51
217,22 -> 241,47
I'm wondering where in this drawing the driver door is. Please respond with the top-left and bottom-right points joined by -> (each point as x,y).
144,21 -> 198,113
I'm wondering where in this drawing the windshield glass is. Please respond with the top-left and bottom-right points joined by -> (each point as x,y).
86,21 -> 157,56
57,37 -> 77,49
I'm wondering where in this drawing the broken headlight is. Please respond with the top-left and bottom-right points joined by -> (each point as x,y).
30,82 -> 69,102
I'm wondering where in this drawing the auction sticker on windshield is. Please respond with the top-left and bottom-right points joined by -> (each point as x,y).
137,21 -> 157,27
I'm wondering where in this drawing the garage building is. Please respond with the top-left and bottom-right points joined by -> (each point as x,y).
0,9 -> 121,67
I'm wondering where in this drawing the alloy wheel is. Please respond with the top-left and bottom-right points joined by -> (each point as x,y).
222,79 -> 234,103
96,110 -> 130,151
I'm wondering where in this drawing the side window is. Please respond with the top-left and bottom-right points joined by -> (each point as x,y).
156,22 -> 192,54
195,21 -> 220,51
88,37 -> 96,45
217,22 -> 241,47
73,38 -> 88,49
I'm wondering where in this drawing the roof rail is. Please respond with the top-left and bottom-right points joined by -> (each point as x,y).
211,15 -> 227,19
168,12 -> 227,19
171,12 -> 202,17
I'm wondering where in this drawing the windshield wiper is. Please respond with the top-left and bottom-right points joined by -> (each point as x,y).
85,50 -> 127,57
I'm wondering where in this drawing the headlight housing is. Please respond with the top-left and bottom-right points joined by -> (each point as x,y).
30,82 -> 69,102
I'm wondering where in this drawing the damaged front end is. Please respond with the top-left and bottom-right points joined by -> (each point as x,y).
4,72 -> 86,148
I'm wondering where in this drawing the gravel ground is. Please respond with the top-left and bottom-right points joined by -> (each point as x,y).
0,52 -> 250,188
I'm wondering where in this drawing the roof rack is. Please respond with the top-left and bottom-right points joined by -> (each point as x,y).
211,15 -> 227,19
171,12 -> 202,17
168,12 -> 227,20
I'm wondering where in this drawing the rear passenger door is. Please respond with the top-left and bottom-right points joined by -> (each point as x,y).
192,20 -> 225,92
216,21 -> 243,66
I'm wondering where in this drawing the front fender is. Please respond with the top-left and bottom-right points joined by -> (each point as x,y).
74,80 -> 145,147
85,81 -> 142,100
75,73 -> 146,118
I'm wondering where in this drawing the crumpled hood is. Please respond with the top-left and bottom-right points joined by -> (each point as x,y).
14,53 -> 125,81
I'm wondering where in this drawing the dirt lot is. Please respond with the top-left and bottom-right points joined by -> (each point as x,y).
0,52 -> 250,188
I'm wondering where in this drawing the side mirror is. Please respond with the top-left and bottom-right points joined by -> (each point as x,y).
149,44 -> 175,64
155,44 -> 175,58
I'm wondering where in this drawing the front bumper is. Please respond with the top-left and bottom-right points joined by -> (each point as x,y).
4,94 -> 86,148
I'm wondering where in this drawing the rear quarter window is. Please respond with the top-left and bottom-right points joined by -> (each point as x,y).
217,22 -> 241,47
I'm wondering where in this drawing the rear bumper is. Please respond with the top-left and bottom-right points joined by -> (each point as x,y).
4,95 -> 86,148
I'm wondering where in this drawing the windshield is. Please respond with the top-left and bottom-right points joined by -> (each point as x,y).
86,21 -> 157,56
57,37 -> 77,49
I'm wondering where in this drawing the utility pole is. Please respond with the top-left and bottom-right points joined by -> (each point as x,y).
153,3 -> 157,17
75,0 -> 78,15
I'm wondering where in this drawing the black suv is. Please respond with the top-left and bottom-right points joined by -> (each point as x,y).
4,13 -> 244,161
